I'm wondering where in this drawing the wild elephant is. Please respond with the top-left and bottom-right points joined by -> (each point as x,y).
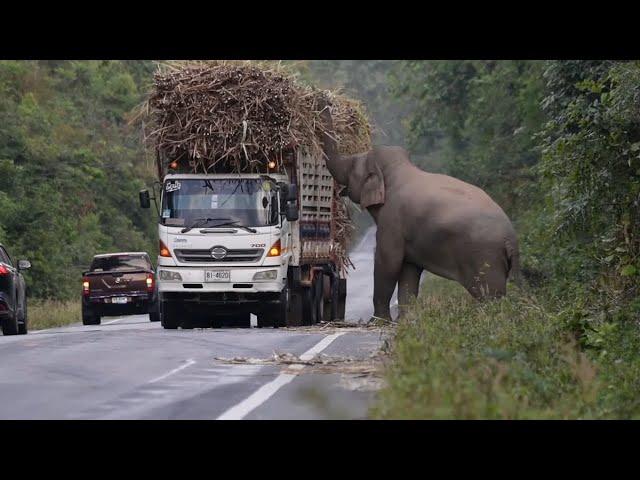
318,98 -> 521,322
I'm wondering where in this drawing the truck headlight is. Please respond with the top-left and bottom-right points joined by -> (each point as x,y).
252,269 -> 278,281
159,270 -> 182,281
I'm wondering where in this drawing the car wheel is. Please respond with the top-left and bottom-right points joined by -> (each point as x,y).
82,303 -> 101,325
1,311 -> 19,336
148,300 -> 160,322
18,300 -> 28,335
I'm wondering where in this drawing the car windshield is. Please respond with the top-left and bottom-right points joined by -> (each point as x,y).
160,178 -> 279,228
90,255 -> 150,272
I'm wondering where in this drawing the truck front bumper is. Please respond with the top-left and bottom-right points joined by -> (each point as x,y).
157,266 -> 287,294
157,267 -> 287,315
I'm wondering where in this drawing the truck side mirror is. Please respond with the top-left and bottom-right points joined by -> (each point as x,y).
285,202 -> 299,222
286,184 -> 298,202
139,189 -> 151,209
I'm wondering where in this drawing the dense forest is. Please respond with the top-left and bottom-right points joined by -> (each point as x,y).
0,61 -> 158,299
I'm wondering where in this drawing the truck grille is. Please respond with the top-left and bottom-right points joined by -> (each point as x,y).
174,248 -> 264,263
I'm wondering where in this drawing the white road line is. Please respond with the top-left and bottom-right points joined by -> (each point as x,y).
148,359 -> 196,384
102,317 -> 126,325
216,332 -> 345,420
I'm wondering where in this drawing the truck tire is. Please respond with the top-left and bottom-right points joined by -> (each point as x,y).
227,313 -> 251,328
322,275 -> 333,322
315,274 -> 324,324
257,286 -> 289,328
337,278 -> 347,320
286,286 -> 304,327
160,301 -> 180,329
301,284 -> 316,326
82,304 -> 101,326
1,311 -> 19,335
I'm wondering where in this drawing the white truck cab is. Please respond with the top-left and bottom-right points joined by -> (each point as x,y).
139,152 -> 347,329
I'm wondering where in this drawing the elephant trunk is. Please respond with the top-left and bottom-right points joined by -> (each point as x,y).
317,98 -> 351,185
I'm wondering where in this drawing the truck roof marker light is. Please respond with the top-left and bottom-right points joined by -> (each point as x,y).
267,240 -> 281,257
159,240 -> 172,258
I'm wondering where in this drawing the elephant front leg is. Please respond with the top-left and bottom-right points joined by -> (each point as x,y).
397,263 -> 423,320
371,236 -> 404,323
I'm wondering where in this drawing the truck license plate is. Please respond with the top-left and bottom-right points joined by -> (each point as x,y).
112,297 -> 129,304
205,270 -> 230,282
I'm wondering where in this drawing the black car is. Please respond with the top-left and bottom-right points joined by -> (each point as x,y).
0,243 -> 31,335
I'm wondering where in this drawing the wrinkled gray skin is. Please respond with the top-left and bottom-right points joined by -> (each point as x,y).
319,100 -> 521,322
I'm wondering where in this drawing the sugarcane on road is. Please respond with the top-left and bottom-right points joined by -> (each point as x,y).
0,228 -> 395,419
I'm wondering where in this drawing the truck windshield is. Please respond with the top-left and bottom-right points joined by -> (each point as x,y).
90,255 -> 150,272
160,178 -> 279,228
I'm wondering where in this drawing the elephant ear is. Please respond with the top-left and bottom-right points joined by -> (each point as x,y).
360,155 -> 385,209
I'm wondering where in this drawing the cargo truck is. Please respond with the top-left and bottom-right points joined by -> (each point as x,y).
139,149 -> 347,329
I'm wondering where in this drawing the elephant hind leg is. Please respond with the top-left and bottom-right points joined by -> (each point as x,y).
397,263 -> 423,320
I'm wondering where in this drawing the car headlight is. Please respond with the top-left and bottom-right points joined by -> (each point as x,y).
252,269 -> 278,281
159,270 -> 182,281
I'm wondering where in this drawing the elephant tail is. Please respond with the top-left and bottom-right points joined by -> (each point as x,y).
505,237 -> 523,288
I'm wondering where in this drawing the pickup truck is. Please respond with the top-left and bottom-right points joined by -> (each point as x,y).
81,252 -> 159,325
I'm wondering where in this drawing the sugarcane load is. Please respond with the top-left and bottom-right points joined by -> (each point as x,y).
136,60 -> 372,329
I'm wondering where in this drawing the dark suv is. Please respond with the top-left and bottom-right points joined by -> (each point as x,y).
0,243 -> 31,335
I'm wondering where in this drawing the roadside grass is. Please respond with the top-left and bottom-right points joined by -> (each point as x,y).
371,275 -> 608,419
29,299 -> 81,331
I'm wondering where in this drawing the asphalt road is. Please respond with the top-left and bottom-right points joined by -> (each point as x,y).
0,228 -> 389,420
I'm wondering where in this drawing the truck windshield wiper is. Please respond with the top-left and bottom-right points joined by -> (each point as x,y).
181,217 -> 230,234
205,220 -> 257,233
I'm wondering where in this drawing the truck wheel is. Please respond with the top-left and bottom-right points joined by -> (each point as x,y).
82,304 -> 101,326
301,284 -> 317,326
160,301 -> 180,329
315,275 -> 324,323
337,278 -> 347,320
274,286 -> 290,328
256,314 -> 273,328
287,286 -> 304,327
322,275 -> 333,322
258,286 -> 289,328
227,313 -> 251,328
1,311 -> 19,335
18,300 -> 28,335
